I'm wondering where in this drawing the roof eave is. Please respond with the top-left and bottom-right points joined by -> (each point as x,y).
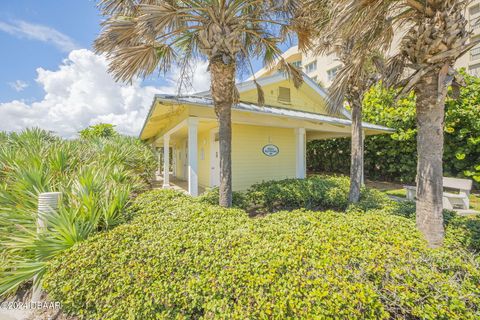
138,96 -> 159,140
150,95 -> 394,134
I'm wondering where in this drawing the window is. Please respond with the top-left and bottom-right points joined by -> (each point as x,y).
305,61 -> 317,73
327,66 -> 340,81
471,46 -> 480,61
292,60 -> 302,68
470,63 -> 480,77
278,87 -> 291,104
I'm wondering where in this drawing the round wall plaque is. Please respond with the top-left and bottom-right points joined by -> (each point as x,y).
262,144 -> 279,157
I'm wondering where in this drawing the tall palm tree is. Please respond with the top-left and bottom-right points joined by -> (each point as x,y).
94,0 -> 301,207
297,1 -> 382,203
331,52 -> 382,204
305,0 -> 474,247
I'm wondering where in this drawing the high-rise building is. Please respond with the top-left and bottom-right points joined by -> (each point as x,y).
253,1 -> 480,87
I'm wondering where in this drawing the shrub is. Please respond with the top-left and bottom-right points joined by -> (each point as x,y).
0,128 -> 156,295
373,199 -> 480,255
308,71 -> 480,186
445,214 -> 480,255
44,190 -> 480,319
79,123 -> 118,139
244,175 -> 391,213
196,187 -> 247,209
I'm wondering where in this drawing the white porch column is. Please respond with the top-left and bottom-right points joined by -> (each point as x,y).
295,128 -> 306,179
157,147 -> 161,176
187,118 -> 199,196
163,135 -> 170,188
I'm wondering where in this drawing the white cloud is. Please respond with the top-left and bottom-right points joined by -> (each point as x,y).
8,80 -> 29,92
0,49 -> 210,137
0,20 -> 78,52
157,62 -> 211,94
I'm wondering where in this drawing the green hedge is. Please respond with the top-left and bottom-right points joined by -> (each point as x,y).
196,187 -> 248,209
44,190 -> 480,319
308,71 -> 480,185
199,175 -> 391,214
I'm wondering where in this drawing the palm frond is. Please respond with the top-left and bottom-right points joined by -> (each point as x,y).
0,129 -> 156,296
94,0 -> 302,88
94,18 -> 138,54
108,43 -> 176,82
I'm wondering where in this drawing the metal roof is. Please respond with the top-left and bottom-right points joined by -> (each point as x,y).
139,72 -> 393,139
153,94 -> 393,133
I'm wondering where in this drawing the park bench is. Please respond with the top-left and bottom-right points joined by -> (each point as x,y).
405,177 -> 476,215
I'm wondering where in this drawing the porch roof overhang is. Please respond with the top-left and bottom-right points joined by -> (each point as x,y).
140,94 -> 394,141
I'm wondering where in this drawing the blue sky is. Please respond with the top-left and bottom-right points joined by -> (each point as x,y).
0,1 -> 100,102
0,1 -> 293,136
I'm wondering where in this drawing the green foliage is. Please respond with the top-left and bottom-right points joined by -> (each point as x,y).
79,123 -> 118,139
196,187 -> 247,209
384,200 -> 480,254
445,214 -> 480,254
444,72 -> 480,183
367,197 -> 480,255
243,175 -> 390,213
0,128 -> 156,295
44,189 -> 480,319
308,71 -> 480,186
197,176 -> 391,214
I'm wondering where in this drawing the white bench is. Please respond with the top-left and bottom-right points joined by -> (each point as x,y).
405,177 -> 473,211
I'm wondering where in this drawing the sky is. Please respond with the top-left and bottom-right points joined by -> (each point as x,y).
0,1 -> 294,137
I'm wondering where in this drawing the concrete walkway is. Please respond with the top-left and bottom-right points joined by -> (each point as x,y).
153,174 -> 207,195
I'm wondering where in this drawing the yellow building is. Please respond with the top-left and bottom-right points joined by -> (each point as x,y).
140,73 -> 392,195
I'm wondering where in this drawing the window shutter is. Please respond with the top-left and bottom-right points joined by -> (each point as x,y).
278,87 -> 291,104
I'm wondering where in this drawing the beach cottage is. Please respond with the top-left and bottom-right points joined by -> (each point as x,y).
139,73 -> 392,195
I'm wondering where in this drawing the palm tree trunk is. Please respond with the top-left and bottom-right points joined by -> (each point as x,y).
414,70 -> 446,248
210,57 -> 235,207
349,99 -> 363,203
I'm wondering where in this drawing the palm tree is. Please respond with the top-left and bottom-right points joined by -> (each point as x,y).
332,52 -> 382,204
304,0 -> 473,247
297,2 -> 382,203
94,0 -> 301,207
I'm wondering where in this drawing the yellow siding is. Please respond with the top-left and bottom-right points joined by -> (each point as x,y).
239,79 -> 328,115
256,51 -> 302,79
231,124 -> 296,191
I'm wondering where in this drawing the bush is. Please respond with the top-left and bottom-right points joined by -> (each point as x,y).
44,189 -> 480,319
372,199 -> 480,255
308,71 -> 480,186
79,123 -> 118,139
196,187 -> 247,209
0,128 -> 156,295
445,214 -> 480,254
244,175 -> 391,213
